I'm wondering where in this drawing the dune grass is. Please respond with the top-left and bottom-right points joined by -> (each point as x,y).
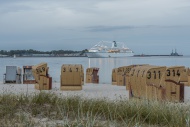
0,92 -> 190,126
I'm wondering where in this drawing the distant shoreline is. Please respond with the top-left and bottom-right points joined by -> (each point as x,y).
133,54 -> 183,57
0,56 -> 87,58
0,54 -> 186,58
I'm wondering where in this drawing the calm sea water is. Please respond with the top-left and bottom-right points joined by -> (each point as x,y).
0,56 -> 190,83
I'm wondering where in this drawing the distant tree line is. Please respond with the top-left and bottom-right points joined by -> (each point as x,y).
0,49 -> 88,56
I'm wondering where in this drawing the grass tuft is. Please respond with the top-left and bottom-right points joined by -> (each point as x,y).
0,92 -> 190,126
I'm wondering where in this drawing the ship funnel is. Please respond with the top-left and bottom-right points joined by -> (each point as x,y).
112,41 -> 117,48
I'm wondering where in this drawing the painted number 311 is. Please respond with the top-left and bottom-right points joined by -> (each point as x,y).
147,71 -> 161,79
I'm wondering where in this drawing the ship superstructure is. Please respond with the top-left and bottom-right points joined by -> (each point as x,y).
86,41 -> 134,58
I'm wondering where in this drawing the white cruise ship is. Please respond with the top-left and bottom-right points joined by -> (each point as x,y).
86,41 -> 134,58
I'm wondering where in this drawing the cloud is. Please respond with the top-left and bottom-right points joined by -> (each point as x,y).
86,26 -> 134,32
85,25 -> 190,32
1,0 -> 190,30
0,0 -> 190,54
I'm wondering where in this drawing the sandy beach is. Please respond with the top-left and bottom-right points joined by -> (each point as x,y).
1,81 -> 190,102
0,82 -> 129,100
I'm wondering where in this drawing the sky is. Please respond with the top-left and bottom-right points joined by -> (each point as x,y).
0,0 -> 190,55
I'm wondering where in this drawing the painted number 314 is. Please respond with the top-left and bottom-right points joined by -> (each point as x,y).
167,70 -> 180,77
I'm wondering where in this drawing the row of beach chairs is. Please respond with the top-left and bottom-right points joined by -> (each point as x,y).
4,63 -> 190,102
112,64 -> 190,102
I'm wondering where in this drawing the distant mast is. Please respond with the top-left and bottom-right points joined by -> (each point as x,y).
170,49 -> 181,56
13,54 -> 16,58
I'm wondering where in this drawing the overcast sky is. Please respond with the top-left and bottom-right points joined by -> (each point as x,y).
0,0 -> 190,55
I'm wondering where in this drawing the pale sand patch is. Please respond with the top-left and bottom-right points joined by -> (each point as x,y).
0,82 -> 129,100
1,82 -> 190,102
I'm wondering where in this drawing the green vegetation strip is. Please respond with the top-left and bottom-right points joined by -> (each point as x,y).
0,92 -> 190,126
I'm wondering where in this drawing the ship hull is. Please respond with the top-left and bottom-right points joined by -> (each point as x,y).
86,52 -> 134,58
